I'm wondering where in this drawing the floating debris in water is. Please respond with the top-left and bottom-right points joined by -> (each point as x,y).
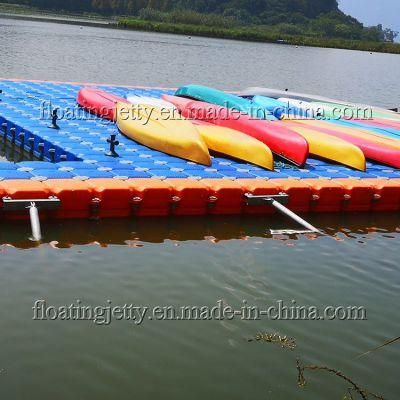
355,336 -> 400,359
249,332 -> 297,350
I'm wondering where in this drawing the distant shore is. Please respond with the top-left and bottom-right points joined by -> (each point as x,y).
0,12 -> 117,28
1,9 -> 400,55
118,18 -> 400,54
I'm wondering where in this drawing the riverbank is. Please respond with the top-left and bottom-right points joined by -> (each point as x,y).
0,15 -> 399,400
1,7 -> 399,54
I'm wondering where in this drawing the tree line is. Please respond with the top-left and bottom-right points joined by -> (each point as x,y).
0,0 -> 341,17
1,0 -> 398,42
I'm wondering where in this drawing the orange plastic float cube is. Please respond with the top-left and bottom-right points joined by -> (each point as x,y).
333,179 -> 374,212
0,179 -> 49,220
302,179 -> 345,213
165,179 -> 209,216
0,179 -> 48,199
236,179 -> 281,215
272,179 -> 313,213
86,179 -> 132,218
0,184 -> 6,217
44,179 -> 93,219
127,179 -> 172,217
363,179 -> 400,212
201,179 -> 245,215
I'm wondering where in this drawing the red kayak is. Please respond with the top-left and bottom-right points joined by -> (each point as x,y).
163,95 -> 309,166
286,121 -> 400,169
77,87 -> 129,121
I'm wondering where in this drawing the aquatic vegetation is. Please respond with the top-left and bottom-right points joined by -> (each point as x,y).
296,359 -> 385,400
249,331 -> 297,350
250,332 -> 388,399
117,18 -> 400,54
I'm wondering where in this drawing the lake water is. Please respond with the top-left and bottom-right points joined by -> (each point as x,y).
0,18 -> 399,400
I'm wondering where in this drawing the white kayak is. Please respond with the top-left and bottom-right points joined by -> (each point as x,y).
126,94 -> 177,110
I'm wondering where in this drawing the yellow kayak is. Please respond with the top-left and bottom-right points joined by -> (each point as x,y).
116,102 -> 211,166
283,122 -> 366,171
295,119 -> 400,150
194,123 -> 274,170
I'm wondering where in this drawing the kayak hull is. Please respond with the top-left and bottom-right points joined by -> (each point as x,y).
283,123 -> 366,171
116,102 -> 211,166
239,87 -> 349,104
127,94 -> 177,110
77,87 -> 129,121
194,123 -> 274,170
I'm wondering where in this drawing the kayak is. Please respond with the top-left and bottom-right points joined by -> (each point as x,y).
116,102 -> 211,166
175,85 -> 276,120
239,87 -> 350,104
287,120 -> 400,168
249,96 -> 291,119
276,97 -> 324,119
77,87 -> 129,121
163,95 -> 309,166
128,95 -> 274,169
281,123 -> 366,171
194,122 -> 274,169
126,94 -> 177,110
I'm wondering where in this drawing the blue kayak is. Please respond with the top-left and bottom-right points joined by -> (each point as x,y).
251,95 -> 309,119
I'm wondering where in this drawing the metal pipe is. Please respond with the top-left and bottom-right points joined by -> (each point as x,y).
28,202 -> 42,241
269,199 -> 320,234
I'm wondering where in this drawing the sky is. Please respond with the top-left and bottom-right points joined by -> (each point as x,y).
339,0 -> 400,33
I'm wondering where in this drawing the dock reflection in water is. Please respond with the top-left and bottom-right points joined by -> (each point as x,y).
1,212 -> 399,249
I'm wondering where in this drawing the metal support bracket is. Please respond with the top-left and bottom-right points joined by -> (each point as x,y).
245,193 -> 289,206
244,193 -> 322,235
2,197 -> 61,211
2,197 -> 61,241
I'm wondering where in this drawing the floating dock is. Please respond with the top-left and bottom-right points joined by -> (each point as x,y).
1,79 -> 400,223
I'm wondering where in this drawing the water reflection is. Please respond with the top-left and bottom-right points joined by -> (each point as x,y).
1,212 -> 399,249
